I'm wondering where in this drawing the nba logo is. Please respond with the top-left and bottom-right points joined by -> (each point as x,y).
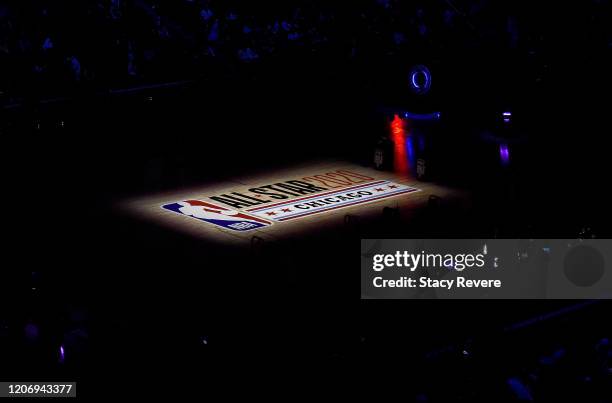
162,199 -> 271,232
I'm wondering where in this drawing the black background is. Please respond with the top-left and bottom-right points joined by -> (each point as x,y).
1,1 -> 611,399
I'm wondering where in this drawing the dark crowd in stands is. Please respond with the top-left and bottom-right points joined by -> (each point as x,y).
1,0 -> 610,102
418,335 -> 611,402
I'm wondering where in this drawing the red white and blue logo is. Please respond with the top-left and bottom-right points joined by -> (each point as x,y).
160,170 -> 420,232
161,200 -> 272,232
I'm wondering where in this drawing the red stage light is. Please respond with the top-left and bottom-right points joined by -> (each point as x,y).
391,114 -> 409,175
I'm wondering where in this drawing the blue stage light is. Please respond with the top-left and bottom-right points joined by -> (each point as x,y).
409,65 -> 432,95
403,111 -> 441,120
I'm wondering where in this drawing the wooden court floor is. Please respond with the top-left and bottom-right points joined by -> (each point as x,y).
122,159 -> 468,246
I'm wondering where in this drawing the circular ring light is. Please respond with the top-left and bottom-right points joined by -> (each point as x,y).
409,65 -> 432,95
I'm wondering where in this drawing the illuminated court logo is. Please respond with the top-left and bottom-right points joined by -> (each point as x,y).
160,170 -> 420,232
161,200 -> 272,232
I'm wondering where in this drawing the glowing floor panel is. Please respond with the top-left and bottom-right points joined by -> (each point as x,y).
122,160 -> 462,244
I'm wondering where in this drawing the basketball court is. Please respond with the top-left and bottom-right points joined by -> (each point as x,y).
122,159 -> 469,245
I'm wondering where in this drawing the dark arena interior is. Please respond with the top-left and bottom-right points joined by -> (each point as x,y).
1,1 -> 611,400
